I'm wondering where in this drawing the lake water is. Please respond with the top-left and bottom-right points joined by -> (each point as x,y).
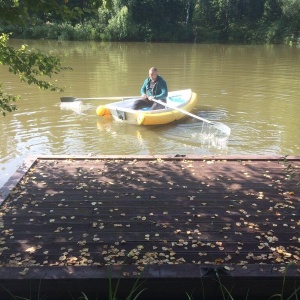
1,40 -> 300,187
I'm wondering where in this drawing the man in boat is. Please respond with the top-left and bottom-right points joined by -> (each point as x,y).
132,67 -> 168,110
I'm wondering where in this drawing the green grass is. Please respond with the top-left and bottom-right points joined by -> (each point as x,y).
106,267 -> 146,300
185,263 -> 299,300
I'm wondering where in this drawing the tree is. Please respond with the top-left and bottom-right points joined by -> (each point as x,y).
280,0 -> 300,18
0,33 -> 71,116
121,0 -> 193,41
0,0 -> 112,116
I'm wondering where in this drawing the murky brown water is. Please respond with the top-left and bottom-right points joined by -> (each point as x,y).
1,40 -> 300,187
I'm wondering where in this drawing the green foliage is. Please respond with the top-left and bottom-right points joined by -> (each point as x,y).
1,0 -> 300,44
105,6 -> 130,40
0,33 -> 71,115
262,0 -> 282,23
0,84 -> 18,116
264,21 -> 284,43
1,34 -> 68,90
127,0 -> 192,42
0,0 -> 113,24
191,0 -> 300,44
280,0 -> 300,18
1,22 -> 105,41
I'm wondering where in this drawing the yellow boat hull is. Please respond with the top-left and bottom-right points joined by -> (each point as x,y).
96,89 -> 198,126
137,92 -> 197,125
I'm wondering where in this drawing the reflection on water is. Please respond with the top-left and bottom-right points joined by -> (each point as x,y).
1,40 -> 300,188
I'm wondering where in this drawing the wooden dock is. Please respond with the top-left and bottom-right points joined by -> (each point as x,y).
0,155 -> 299,300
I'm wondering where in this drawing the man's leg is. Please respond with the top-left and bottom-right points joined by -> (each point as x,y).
150,100 -> 166,110
132,98 -> 151,110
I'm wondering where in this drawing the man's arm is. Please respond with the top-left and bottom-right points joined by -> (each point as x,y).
140,78 -> 148,97
154,78 -> 168,100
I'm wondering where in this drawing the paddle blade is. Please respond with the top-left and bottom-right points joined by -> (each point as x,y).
212,122 -> 231,136
60,97 -> 78,102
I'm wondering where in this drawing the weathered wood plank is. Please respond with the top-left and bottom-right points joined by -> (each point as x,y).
0,155 -> 299,299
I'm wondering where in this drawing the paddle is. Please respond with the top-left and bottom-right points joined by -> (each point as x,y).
60,96 -> 139,103
152,99 -> 231,136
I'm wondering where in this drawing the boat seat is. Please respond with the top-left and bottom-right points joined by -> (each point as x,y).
168,96 -> 185,106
